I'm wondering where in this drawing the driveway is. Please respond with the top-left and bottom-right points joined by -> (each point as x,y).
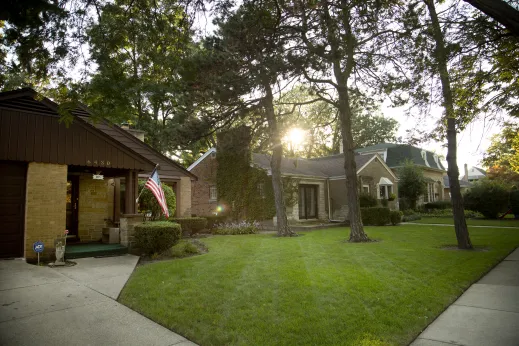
0,255 -> 197,346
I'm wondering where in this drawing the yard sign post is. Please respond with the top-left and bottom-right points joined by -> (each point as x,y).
33,241 -> 44,265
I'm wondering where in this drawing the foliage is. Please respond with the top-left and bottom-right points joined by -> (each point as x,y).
120,227 -> 519,346
85,0 -> 195,154
402,214 -> 422,222
134,221 -> 181,255
216,127 -> 276,221
360,207 -> 391,226
170,217 -> 207,236
204,215 -> 228,230
138,180 -> 176,220
166,240 -> 203,258
213,221 -> 260,235
417,209 -> 484,219
402,209 -> 417,216
463,180 -> 510,218
388,193 -> 396,202
390,211 -> 403,226
359,193 -> 378,208
483,123 -> 519,185
424,201 -> 452,210
398,161 -> 428,210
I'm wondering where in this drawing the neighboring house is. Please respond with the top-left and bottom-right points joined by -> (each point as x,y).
0,88 -> 196,261
443,176 -> 472,200
356,143 -> 446,204
462,164 -> 486,182
188,148 -> 398,221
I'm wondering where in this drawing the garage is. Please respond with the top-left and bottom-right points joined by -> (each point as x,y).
0,161 -> 27,258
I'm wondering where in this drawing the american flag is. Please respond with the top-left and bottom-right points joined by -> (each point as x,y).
145,167 -> 169,218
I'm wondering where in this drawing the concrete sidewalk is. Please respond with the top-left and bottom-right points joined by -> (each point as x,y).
411,248 -> 519,346
0,255 -> 197,346
403,222 -> 519,229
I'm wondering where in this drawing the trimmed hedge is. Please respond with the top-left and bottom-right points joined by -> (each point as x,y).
360,207 -> 391,226
390,211 -> 403,225
170,217 -> 207,235
134,221 -> 181,255
214,221 -> 259,235
359,193 -> 378,208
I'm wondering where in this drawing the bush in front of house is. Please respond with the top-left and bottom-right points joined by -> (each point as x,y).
214,220 -> 259,235
424,201 -> 452,210
390,211 -> 403,225
134,221 -> 181,255
360,207 -> 391,226
170,217 -> 207,236
138,180 -> 176,220
402,214 -> 422,222
359,193 -> 378,208
463,180 -> 509,218
205,215 -> 228,230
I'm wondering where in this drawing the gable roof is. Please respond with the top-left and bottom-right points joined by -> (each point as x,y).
0,89 -> 155,171
189,148 -> 395,180
466,166 -> 486,179
356,143 -> 446,171
0,88 -> 196,179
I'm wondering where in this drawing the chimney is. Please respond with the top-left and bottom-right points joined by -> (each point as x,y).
127,129 -> 146,142
464,163 -> 469,182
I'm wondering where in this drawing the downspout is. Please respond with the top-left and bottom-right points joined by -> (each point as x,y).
327,178 -> 331,221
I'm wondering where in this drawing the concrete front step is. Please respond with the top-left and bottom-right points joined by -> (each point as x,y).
65,243 -> 128,259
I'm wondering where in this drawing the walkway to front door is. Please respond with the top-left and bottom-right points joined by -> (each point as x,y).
0,256 -> 197,345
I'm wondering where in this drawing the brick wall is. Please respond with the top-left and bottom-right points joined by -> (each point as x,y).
25,162 -> 67,261
78,174 -> 114,241
190,154 -> 218,216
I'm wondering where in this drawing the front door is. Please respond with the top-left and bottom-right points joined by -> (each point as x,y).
299,185 -> 318,219
66,176 -> 80,241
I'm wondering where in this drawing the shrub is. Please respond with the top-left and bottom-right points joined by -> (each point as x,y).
170,217 -> 207,236
134,221 -> 181,255
398,198 -> 412,211
402,214 -> 422,222
402,209 -> 416,216
464,180 -> 509,218
205,215 -> 228,230
359,193 -> 378,207
419,209 -> 454,217
167,240 -> 201,258
214,221 -> 259,235
398,161 -> 428,210
390,211 -> 403,225
360,207 -> 391,226
465,210 -> 484,218
380,198 -> 389,207
424,201 -> 452,210
138,180 -> 176,220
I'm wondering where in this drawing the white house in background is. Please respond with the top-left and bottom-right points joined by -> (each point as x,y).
462,164 -> 486,183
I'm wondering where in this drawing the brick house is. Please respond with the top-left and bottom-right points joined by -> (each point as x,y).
188,149 -> 398,221
356,143 -> 447,204
0,88 -> 196,261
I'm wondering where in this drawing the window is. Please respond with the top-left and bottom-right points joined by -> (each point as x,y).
427,182 -> 435,202
362,185 -> 370,194
209,185 -> 217,201
379,185 -> 393,199
257,183 -> 265,198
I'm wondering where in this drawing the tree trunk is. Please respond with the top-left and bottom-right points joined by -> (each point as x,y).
426,0 -> 473,249
336,86 -> 370,242
264,83 -> 296,237
463,0 -> 519,37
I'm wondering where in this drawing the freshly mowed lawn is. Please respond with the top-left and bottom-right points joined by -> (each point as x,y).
119,226 -> 519,346
412,217 -> 519,227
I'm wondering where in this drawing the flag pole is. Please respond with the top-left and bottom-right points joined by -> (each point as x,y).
136,164 -> 159,203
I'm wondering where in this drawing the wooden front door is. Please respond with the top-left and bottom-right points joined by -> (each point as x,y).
299,185 -> 318,219
66,176 -> 80,241
0,161 -> 27,258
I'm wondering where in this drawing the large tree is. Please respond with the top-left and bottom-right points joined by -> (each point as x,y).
85,0 -> 194,154
483,122 -> 519,184
186,0 -> 298,236
462,0 -> 519,36
284,0 -> 407,242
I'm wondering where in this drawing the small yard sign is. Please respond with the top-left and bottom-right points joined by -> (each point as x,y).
33,241 -> 44,265
93,174 -> 104,180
